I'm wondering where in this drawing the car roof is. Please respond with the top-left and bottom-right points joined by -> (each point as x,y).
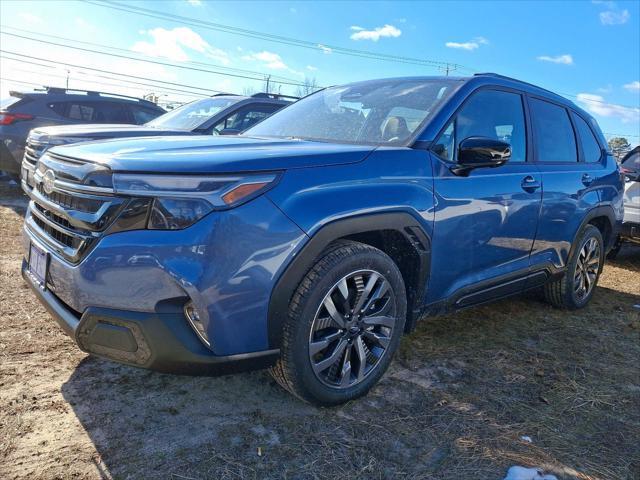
10,87 -> 163,109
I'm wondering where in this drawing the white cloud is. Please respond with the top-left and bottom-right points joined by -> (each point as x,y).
623,81 -> 640,91
75,17 -> 95,30
600,8 -> 630,24
187,0 -> 202,6
350,24 -> 401,41
317,44 -> 332,54
536,54 -> 574,65
242,50 -> 303,76
306,65 -> 318,71
132,27 -> 229,64
18,12 -> 43,24
577,93 -> 640,123
445,37 -> 489,51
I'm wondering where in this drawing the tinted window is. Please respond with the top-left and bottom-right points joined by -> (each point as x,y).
214,104 -> 281,132
92,102 -> 129,123
529,98 -> 577,163
68,103 -> 94,121
433,89 -> 527,163
622,152 -> 640,169
131,107 -> 161,125
572,113 -> 602,163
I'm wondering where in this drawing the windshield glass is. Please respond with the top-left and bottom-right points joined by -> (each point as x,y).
244,78 -> 461,145
146,97 -> 242,130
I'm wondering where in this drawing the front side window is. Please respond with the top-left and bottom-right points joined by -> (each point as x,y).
213,104 -> 281,133
529,98 -> 577,163
432,89 -> 527,163
572,113 -> 602,163
146,97 -> 242,130
245,78 -> 462,146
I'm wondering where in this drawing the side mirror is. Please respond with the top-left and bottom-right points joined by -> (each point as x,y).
621,167 -> 639,182
451,136 -> 511,175
219,128 -> 242,136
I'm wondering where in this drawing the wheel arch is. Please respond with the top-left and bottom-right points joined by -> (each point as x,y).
267,212 -> 431,349
571,205 -> 617,258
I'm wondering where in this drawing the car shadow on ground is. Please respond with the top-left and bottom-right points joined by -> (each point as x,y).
59,278 -> 640,479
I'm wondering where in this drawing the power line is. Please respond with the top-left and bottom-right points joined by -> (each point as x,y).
1,55 -> 209,98
85,0 -> 470,72
0,50 -> 229,95
0,25 -> 302,86
0,31 -> 310,89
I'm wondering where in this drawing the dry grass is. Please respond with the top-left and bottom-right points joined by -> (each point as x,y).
0,176 -> 638,480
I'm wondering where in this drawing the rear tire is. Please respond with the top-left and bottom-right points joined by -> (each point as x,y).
543,224 -> 604,309
270,241 -> 406,405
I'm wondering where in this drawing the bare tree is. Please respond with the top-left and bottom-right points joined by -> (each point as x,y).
296,77 -> 320,98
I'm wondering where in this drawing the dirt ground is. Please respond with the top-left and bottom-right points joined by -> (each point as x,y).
0,175 -> 638,480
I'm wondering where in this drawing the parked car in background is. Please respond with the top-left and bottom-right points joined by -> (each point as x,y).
21,74 -> 623,405
0,87 -> 165,177
608,146 -> 640,257
19,92 -> 296,190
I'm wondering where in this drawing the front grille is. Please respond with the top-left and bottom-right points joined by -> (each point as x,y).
23,141 -> 47,167
36,183 -> 102,213
31,214 -> 78,249
25,152 -> 127,263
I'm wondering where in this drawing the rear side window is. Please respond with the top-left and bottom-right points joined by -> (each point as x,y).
572,113 -> 602,163
48,101 -> 130,122
433,89 -> 527,163
529,98 -> 577,163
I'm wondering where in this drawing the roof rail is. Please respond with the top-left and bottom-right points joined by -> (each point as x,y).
251,92 -> 299,101
211,92 -> 239,97
473,72 -> 565,100
40,86 -> 156,104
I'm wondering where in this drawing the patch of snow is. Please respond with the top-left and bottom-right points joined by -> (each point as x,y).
520,435 -> 533,443
503,466 -> 558,480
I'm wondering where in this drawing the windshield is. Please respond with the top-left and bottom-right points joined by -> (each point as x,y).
146,97 -> 242,130
245,78 -> 461,146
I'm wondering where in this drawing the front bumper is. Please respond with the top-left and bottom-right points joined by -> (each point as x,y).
22,260 -> 279,374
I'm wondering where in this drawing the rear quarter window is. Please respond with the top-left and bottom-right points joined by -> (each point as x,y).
572,113 -> 602,163
529,98 -> 577,163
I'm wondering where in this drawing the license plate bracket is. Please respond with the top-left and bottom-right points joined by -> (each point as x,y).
28,243 -> 48,288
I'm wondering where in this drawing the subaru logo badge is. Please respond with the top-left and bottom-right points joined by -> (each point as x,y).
42,169 -> 56,195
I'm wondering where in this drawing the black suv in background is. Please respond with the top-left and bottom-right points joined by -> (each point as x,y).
1,87 -> 165,176
19,92 -> 295,186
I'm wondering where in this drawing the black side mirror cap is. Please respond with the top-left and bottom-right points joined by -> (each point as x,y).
451,136 -> 511,176
219,128 -> 242,136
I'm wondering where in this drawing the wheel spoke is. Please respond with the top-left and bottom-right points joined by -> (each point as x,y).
309,331 -> 342,356
354,336 -> 367,381
323,296 -> 346,328
313,338 -> 348,374
352,273 -> 379,314
362,280 -> 390,313
363,330 -> 391,349
339,346 -> 352,386
362,315 -> 395,329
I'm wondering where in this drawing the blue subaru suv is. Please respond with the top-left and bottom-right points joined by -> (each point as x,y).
21,74 -> 623,405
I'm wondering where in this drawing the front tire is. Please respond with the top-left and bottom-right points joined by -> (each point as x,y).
543,224 -> 604,309
270,241 -> 407,405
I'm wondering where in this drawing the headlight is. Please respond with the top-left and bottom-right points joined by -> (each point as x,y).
113,173 -> 279,229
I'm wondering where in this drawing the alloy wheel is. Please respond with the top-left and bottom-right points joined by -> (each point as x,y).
574,237 -> 600,300
308,269 -> 397,389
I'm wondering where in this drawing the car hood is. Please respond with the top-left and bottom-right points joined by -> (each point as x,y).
29,124 -> 190,142
48,135 -> 376,173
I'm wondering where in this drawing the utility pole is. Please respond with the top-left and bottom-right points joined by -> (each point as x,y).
265,75 -> 271,93
439,63 -> 457,76
66,69 -> 70,89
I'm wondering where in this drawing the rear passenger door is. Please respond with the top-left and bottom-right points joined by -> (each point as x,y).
527,97 -> 603,270
428,88 -> 542,305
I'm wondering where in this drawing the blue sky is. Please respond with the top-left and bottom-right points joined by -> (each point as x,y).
0,0 -> 638,145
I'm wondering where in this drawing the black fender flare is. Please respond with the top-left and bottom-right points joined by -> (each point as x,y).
569,205 -> 617,259
267,212 -> 431,349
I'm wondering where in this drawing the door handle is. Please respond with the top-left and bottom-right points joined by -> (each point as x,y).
521,175 -> 541,193
582,173 -> 594,186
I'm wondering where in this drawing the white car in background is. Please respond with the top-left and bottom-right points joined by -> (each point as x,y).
609,146 -> 640,258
